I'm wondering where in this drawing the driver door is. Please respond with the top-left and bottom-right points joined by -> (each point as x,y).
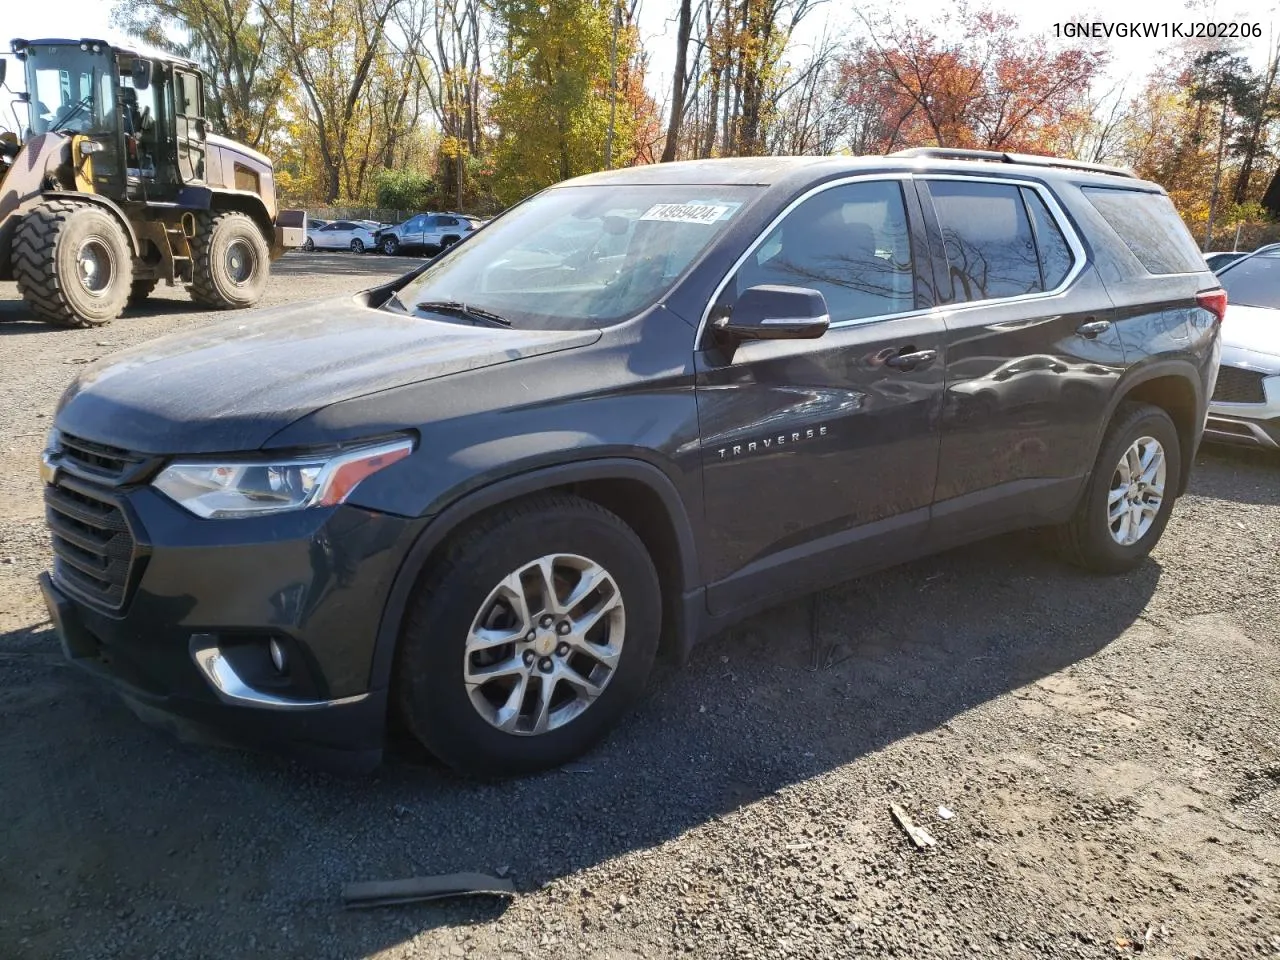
696,178 -> 947,615
173,69 -> 206,183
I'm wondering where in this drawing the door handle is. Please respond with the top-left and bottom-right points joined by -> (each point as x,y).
884,348 -> 937,371
1076,319 -> 1112,339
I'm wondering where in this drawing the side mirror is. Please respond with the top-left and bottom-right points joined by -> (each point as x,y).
132,59 -> 153,91
714,285 -> 830,341
0,59 -> 7,88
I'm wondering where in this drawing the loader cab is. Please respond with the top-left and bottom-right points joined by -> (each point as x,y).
11,38 -> 208,203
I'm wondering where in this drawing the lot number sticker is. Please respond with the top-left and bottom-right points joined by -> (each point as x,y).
640,203 -> 732,225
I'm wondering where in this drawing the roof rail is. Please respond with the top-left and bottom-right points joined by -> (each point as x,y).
888,147 -> 1137,180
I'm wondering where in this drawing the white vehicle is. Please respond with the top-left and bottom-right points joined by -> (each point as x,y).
302,219 -> 377,254
1204,247 -> 1280,449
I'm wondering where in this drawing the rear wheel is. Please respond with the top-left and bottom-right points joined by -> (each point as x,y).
13,200 -> 132,327
128,278 -> 158,307
394,495 -> 661,776
1046,401 -> 1181,573
350,238 -> 366,254
380,235 -> 399,255
189,210 -> 269,309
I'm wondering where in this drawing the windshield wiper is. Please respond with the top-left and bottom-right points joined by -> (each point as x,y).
412,300 -> 511,327
50,94 -> 92,133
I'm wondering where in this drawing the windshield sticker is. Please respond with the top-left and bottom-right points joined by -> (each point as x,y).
640,203 -> 733,225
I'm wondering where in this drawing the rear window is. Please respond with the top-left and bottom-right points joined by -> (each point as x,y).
928,180 -> 1042,301
1082,187 -> 1205,275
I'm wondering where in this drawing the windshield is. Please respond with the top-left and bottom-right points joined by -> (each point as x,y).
23,44 -> 116,137
393,184 -> 761,329
1220,252 -> 1280,310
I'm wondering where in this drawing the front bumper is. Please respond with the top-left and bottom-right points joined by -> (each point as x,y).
1205,360 -> 1280,450
41,480 -> 424,772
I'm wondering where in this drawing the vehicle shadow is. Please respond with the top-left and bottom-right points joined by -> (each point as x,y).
0,532 -> 1160,957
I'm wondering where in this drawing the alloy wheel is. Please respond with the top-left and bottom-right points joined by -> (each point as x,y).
463,553 -> 625,736
1107,435 -> 1166,546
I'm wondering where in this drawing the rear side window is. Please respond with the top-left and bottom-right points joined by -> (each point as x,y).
1021,188 -> 1074,289
928,181 -> 1042,302
1081,187 -> 1205,275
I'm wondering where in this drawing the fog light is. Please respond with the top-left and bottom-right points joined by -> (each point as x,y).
268,638 -> 287,673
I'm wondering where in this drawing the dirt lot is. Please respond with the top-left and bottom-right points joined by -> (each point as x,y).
1,253 -> 1278,960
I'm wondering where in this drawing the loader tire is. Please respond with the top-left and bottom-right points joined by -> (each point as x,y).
13,200 -> 133,327
128,278 -> 159,306
188,210 -> 269,309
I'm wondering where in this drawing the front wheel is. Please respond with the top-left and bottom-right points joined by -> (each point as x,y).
350,238 -> 366,254
302,237 -> 314,252
380,236 -> 399,256
189,211 -> 269,309
13,200 -> 133,327
394,494 -> 661,776
1046,401 -> 1181,573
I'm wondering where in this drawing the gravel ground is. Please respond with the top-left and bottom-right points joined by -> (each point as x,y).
1,254 -> 1278,960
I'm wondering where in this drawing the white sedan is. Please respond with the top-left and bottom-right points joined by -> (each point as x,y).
303,219 -> 378,254
1204,247 -> 1280,450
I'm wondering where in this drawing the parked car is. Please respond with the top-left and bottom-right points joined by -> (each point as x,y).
1205,251 -> 1248,271
39,149 -> 1222,776
303,219 -> 377,253
374,212 -> 478,256
1203,247 -> 1280,449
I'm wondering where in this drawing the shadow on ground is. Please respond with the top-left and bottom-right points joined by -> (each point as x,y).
0,528 -> 1161,957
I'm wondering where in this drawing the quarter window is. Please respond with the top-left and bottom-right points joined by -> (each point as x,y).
928,181 -> 1042,302
1081,187 -> 1204,275
730,180 -> 915,324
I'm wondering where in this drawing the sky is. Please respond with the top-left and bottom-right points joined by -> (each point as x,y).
5,0 -> 1278,118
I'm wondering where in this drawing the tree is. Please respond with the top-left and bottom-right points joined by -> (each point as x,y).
845,2 -> 1106,153
488,0 -> 637,203
259,0 -> 403,202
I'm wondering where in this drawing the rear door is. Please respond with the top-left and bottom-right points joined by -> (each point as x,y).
918,177 -> 1125,541
172,69 -> 206,183
696,177 -> 947,615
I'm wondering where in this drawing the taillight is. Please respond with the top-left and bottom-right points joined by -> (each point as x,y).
1196,288 -> 1228,324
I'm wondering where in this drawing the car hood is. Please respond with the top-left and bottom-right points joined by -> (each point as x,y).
1221,304 -> 1280,358
55,296 -> 600,454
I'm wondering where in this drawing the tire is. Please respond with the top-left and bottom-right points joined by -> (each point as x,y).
1047,401 -> 1181,573
394,494 -> 661,776
12,200 -> 132,327
189,210 -> 269,309
350,238 -> 365,254
302,237 -> 314,252
128,278 -> 158,307
380,236 -> 399,256
440,235 -> 459,250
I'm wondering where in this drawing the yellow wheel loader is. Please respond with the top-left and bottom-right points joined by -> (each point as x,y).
0,38 -> 305,327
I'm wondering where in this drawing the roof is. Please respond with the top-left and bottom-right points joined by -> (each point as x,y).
560,152 -> 1150,191
11,36 -> 200,70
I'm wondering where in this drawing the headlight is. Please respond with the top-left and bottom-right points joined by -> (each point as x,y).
152,437 -> 413,519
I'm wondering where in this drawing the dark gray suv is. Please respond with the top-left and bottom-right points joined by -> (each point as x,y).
39,149 -> 1223,775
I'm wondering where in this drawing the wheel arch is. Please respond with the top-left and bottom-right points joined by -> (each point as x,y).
1095,361 -> 1204,497
40,191 -> 140,256
368,458 -> 702,694
203,189 -> 274,241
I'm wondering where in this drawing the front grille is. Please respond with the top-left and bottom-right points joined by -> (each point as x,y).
1212,366 -> 1267,404
58,432 -> 150,484
45,477 -> 137,610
